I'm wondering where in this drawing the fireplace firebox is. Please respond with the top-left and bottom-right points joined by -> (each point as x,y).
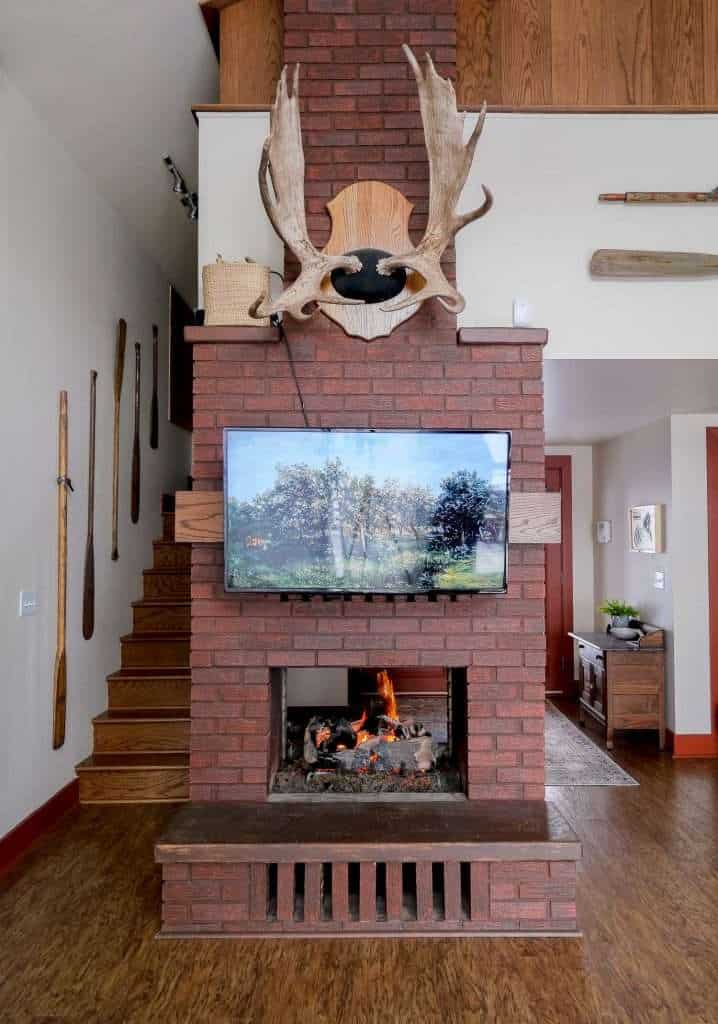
270,668 -> 468,797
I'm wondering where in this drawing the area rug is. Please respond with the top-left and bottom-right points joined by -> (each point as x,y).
545,702 -> 639,787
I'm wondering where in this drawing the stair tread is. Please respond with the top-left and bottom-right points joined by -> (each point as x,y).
108,667 -> 190,680
94,708 -> 190,723
76,753 -> 189,771
120,631 -> 189,642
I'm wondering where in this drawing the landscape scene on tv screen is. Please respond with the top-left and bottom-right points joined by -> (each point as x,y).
224,429 -> 510,594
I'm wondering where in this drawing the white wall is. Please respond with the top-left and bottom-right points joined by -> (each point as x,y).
197,113 -> 282,307
670,414 -> 718,735
592,420 -> 674,726
0,74 -> 190,837
458,114 -> 718,358
546,446 -> 594,635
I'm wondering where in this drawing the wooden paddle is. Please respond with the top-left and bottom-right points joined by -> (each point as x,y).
82,370 -> 97,640
591,249 -> 718,278
111,319 -> 127,560
131,342 -> 141,524
150,324 -> 159,450
53,391 -> 72,749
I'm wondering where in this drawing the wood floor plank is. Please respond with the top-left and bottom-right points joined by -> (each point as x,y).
2,726 -> 718,1022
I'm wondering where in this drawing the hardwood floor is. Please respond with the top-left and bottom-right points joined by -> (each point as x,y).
1,718 -> 717,1024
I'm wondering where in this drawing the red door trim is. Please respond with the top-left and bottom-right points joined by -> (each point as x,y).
705,428 -> 718,744
546,455 -> 574,695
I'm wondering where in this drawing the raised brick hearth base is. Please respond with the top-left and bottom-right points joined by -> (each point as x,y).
156,802 -> 580,937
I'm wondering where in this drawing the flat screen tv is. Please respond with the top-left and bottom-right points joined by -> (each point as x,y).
224,428 -> 510,595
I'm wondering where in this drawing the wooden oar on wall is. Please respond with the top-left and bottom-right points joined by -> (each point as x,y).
150,324 -> 159,450
111,319 -> 127,561
53,391 -> 73,749
82,370 -> 97,640
131,342 -> 141,524
591,249 -> 718,278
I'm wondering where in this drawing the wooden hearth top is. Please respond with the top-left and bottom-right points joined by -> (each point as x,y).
156,800 -> 580,864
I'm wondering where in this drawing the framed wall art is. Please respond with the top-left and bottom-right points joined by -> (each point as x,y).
629,504 -> 664,554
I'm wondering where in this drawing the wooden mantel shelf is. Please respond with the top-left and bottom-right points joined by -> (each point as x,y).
185,326 -> 548,347
184,325 -> 280,344
458,327 -> 548,346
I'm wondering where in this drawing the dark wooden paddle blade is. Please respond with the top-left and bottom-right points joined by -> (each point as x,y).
52,650 -> 67,749
150,392 -> 159,450
131,437 -> 140,524
82,533 -> 95,640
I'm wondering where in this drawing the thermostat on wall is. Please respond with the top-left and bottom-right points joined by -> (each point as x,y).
596,520 -> 612,544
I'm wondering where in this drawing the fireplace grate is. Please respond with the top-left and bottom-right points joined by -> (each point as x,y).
258,859 -> 478,926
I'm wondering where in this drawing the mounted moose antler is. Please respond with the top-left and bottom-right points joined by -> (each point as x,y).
249,65 -> 362,321
251,46 -> 492,324
377,46 -> 493,314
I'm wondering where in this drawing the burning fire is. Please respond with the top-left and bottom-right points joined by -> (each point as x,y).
315,671 -> 399,750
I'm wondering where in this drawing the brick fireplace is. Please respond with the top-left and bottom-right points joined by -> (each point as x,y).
155,0 -> 580,938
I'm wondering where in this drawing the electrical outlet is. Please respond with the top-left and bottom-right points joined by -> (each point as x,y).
18,591 -> 39,616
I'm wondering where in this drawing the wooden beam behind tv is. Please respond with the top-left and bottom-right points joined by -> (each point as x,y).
175,491 -> 561,545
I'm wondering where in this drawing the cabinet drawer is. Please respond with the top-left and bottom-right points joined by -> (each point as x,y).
612,692 -> 660,728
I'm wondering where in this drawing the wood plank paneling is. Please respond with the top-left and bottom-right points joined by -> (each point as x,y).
651,0 -> 704,104
501,0 -> 552,105
457,0 -> 504,104
219,0 -> 283,106
458,0 -> 718,108
551,0 -> 652,105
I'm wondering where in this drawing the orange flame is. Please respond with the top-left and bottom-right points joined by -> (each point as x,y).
377,670 -> 398,722
311,671 -> 400,754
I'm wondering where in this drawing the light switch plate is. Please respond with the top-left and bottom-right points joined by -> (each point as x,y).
654,570 -> 666,591
512,298 -> 533,327
19,591 -> 39,616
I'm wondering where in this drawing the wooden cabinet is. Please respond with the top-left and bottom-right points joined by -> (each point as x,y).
570,632 -> 665,750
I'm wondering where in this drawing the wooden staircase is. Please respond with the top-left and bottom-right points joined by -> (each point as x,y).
76,499 -> 191,803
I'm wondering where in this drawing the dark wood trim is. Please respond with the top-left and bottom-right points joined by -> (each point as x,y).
546,455 -> 574,697
192,103 -> 718,121
0,780 -> 79,877
707,428 -> 718,746
465,105 -> 718,114
184,326 -> 280,344
457,327 -> 548,346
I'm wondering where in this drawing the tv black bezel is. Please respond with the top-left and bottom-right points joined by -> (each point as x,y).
223,427 -> 511,597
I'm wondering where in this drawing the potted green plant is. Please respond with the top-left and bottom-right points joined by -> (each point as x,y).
599,599 -> 639,628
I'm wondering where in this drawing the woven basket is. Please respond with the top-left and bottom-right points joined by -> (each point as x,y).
202,257 -> 271,327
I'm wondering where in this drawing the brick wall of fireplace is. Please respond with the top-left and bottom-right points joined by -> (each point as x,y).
188,0 -> 546,804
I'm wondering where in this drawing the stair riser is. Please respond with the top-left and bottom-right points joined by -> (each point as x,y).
108,677 -> 191,710
162,512 -> 175,542
121,639 -> 190,669
153,544 -> 191,570
144,573 -> 190,600
78,767 -> 189,803
133,604 -> 190,633
93,720 -> 190,754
